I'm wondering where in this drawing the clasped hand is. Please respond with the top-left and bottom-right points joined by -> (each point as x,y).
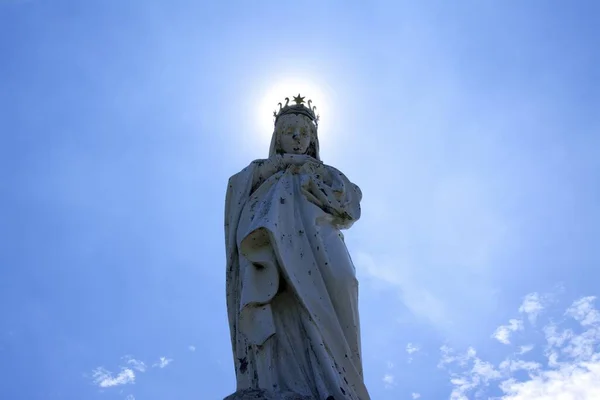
280,154 -> 321,173
280,153 -> 319,165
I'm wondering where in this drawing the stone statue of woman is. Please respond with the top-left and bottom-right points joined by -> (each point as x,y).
224,95 -> 370,400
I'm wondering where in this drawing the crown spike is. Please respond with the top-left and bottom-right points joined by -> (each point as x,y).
293,94 -> 305,105
273,94 -> 319,128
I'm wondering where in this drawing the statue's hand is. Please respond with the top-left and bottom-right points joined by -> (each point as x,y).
281,153 -> 321,168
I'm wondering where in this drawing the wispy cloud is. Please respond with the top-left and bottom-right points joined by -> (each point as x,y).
517,344 -> 534,355
438,345 -> 477,369
406,343 -> 420,354
382,360 -> 396,389
500,356 -> 600,399
123,356 -> 146,372
492,319 -> 523,345
382,373 -> 395,389
354,252 -> 451,329
411,393 -> 421,399
92,367 -> 135,388
518,292 -> 545,324
125,395 -> 135,400
188,345 -> 196,352
405,343 -> 421,363
498,359 -> 541,374
90,353 -> 172,389
153,356 -> 173,368
565,296 -> 600,326
441,294 -> 600,399
440,346 -> 502,399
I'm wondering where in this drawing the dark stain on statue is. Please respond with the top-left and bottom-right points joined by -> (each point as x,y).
238,357 -> 248,374
280,197 -> 286,204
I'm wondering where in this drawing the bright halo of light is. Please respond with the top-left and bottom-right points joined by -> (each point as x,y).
257,78 -> 332,142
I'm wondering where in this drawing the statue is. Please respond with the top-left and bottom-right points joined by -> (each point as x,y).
224,94 -> 371,400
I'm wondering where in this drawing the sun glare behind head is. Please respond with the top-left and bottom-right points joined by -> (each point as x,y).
257,79 -> 331,140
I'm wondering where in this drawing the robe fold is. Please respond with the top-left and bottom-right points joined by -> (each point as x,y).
225,158 -> 370,400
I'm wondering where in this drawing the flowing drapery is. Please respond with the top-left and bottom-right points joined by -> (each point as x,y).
225,158 -> 370,400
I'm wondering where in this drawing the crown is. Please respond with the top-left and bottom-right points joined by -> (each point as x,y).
273,94 -> 320,128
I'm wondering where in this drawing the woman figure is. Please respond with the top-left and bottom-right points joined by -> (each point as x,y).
224,98 -> 370,400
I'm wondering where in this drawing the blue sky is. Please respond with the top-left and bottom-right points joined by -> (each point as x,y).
1,1 -> 599,399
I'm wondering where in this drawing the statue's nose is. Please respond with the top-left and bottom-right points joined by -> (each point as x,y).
292,131 -> 299,139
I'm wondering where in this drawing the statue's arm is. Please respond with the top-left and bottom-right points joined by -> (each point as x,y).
224,169 -> 251,253
246,156 -> 288,192
224,161 -> 266,248
307,165 -> 362,228
253,156 -> 283,177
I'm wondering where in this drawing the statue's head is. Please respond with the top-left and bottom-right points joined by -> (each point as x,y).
274,113 -> 314,155
269,94 -> 320,159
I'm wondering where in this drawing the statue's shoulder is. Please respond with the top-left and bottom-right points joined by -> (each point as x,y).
227,159 -> 269,189
321,163 -> 362,194
229,159 -> 266,178
249,158 -> 270,167
321,163 -> 347,178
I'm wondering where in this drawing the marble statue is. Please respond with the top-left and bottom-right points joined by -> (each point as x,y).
224,94 -> 370,400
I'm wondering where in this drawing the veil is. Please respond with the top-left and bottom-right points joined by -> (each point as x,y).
268,116 -> 321,160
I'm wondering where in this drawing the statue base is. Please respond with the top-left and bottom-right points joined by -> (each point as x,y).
224,389 -> 316,400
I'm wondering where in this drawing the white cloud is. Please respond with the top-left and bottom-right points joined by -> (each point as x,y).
438,345 -> 477,369
153,356 -> 173,368
188,345 -> 196,352
472,358 -> 502,380
519,292 -> 544,324
500,356 -> 600,400
499,358 -> 541,373
439,346 -> 498,399
492,319 -> 524,345
442,294 -> 600,399
565,296 -> 600,327
406,343 -> 420,354
544,324 -> 573,349
504,297 -> 600,398
92,367 -> 135,388
518,344 -> 534,354
123,356 -> 146,372
444,349 -> 503,399
382,373 -> 395,388
411,393 -> 421,399
125,396 -> 135,400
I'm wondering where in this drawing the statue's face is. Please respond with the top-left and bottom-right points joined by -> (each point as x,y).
276,114 -> 313,155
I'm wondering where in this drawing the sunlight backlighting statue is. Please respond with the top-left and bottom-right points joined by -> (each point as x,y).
224,94 -> 371,400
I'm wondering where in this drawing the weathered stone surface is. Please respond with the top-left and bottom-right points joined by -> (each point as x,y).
223,388 -> 313,400
224,95 -> 370,400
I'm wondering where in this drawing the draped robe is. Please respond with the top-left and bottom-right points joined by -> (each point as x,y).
225,155 -> 370,400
